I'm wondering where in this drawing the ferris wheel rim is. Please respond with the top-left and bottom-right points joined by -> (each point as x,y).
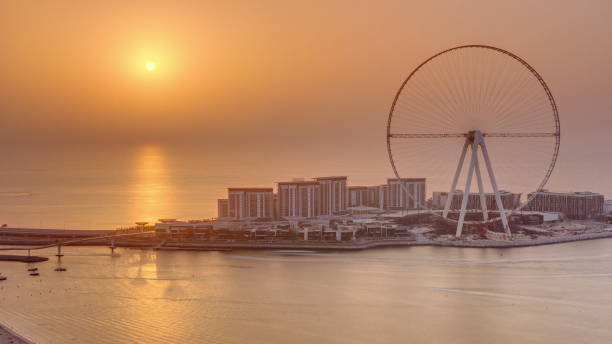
386,44 -> 560,224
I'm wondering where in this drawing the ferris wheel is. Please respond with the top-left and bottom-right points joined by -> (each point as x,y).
386,45 -> 560,238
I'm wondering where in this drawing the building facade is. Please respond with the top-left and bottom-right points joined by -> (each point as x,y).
217,199 -> 229,218
367,184 -> 389,210
278,181 -> 321,218
227,188 -> 274,220
524,190 -> 604,219
605,200 -> 612,215
316,176 -> 348,215
432,190 -> 521,211
348,186 -> 369,207
387,178 -> 426,210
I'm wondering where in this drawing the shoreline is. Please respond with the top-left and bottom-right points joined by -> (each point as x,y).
0,322 -> 34,344
2,231 -> 612,251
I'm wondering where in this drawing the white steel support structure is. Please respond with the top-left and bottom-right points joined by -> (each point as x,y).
442,131 -> 511,238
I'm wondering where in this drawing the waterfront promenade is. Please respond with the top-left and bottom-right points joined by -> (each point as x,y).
2,227 -> 612,251
0,323 -> 33,344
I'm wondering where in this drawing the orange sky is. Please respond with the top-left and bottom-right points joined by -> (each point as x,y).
0,1 -> 610,179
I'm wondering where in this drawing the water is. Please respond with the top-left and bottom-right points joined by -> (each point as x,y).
1,240 -> 612,343
0,143 -> 392,229
2,143 -> 611,230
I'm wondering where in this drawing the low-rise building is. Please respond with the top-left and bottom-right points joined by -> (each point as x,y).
524,190 -> 604,219
432,190 -> 521,211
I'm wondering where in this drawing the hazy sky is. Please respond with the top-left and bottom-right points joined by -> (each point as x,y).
1,1 -> 611,192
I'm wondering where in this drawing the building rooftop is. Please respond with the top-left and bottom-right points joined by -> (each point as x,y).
314,176 -> 348,180
530,190 -> 603,197
278,180 -> 320,185
228,187 -> 273,192
387,178 -> 426,182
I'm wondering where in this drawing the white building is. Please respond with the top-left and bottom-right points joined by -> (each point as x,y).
524,190 -> 604,219
316,176 -> 348,215
388,178 -> 426,210
217,199 -> 229,218
432,190 -> 521,211
604,200 -> 612,214
278,180 -> 321,218
228,187 -> 274,220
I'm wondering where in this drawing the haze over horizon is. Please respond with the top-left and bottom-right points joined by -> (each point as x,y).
1,0 -> 611,204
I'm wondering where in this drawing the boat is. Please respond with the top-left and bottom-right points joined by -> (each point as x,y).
54,267 -> 67,272
27,267 -> 38,272
0,275 -> 7,281
29,272 -> 39,276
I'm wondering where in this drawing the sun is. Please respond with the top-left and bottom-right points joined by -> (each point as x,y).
145,61 -> 156,71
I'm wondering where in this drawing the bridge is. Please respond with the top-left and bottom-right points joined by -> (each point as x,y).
0,230 -> 157,257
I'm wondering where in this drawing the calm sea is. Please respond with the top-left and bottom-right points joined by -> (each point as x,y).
1,241 -> 612,343
1,143 -> 611,229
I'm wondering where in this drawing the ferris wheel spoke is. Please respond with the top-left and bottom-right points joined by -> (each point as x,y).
389,133 -> 467,138
483,132 -> 558,138
389,132 -> 558,139
387,45 -> 560,236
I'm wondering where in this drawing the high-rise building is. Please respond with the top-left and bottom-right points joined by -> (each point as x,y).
366,184 -> 389,210
227,188 -> 274,220
348,186 -> 369,207
217,199 -> 229,218
432,190 -> 521,211
524,190 -> 604,219
278,181 -> 321,218
316,176 -> 348,215
387,178 -> 426,210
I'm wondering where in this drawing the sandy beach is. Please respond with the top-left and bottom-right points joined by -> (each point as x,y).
0,324 -> 33,344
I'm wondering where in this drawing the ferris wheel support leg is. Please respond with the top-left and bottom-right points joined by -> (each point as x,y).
478,134 -> 512,238
474,154 -> 489,221
456,143 -> 479,238
443,140 -> 470,219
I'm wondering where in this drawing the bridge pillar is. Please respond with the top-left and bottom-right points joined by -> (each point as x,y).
56,244 -> 64,257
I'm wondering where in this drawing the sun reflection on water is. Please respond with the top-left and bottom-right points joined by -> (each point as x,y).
131,145 -> 173,224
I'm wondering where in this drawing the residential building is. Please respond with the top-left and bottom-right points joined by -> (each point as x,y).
278,180 -> 321,218
432,190 -> 521,211
228,188 -> 274,220
388,178 -> 426,210
348,186 -> 369,207
217,199 -> 229,218
316,176 -> 348,215
604,200 -> 612,214
524,190 -> 604,219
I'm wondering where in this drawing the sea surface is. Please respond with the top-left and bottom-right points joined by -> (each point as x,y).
1,143 -> 611,230
1,241 -> 612,343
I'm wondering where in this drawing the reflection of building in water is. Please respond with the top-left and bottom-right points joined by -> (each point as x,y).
228,188 -> 274,220
524,190 -> 604,219
432,190 -> 521,211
